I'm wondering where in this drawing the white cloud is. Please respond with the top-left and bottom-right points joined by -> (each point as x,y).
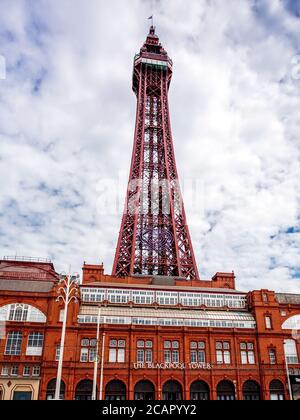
0,0 -> 299,293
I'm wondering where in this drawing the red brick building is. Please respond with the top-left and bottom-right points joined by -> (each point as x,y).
0,257 -> 300,401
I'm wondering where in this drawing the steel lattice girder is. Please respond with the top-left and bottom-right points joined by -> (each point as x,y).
112,29 -> 199,280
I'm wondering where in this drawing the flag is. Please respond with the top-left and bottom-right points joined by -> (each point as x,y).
148,16 -> 153,20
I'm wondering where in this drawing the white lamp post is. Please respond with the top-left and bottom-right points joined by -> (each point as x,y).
284,339 -> 293,401
54,271 -> 79,401
92,306 -> 101,400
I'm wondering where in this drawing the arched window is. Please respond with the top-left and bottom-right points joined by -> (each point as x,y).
105,380 -> 126,401
243,380 -> 261,401
162,380 -> 183,401
46,379 -> 65,400
134,380 -> 155,400
270,380 -> 285,401
284,340 -> 299,364
190,380 -> 210,400
75,380 -> 93,401
0,304 -> 46,323
282,315 -> 300,330
217,380 -> 236,401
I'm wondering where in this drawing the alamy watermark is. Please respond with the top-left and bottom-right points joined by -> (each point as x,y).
0,55 -> 6,80
95,174 -> 206,218
291,54 -> 300,81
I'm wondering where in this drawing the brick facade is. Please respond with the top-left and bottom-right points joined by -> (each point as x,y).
0,258 -> 300,401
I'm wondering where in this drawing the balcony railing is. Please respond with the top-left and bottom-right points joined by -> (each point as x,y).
2,256 -> 52,264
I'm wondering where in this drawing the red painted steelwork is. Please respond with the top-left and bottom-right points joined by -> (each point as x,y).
112,27 -> 199,280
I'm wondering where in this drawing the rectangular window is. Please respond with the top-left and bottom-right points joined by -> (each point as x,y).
32,366 -> 40,377
23,366 -> 31,377
55,346 -> 60,362
59,310 -> 65,323
26,332 -> 44,356
5,332 -> 22,356
240,343 -> 256,365
109,339 -> 126,363
11,365 -> 19,376
172,350 -> 179,363
248,351 -> 255,364
9,304 -> 28,322
265,316 -> 272,329
1,365 -> 9,376
164,341 -> 180,363
89,347 -> 97,363
241,351 -> 248,365
137,349 -> 144,363
80,348 -> 89,362
80,338 -> 97,363
269,348 -> 277,365
216,342 -> 231,365
117,349 -> 125,363
109,348 -> 117,363
190,342 -> 206,364
164,350 -> 171,363
145,349 -> 152,363
136,340 -> 153,364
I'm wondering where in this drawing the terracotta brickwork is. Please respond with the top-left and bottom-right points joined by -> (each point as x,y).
0,259 -> 300,401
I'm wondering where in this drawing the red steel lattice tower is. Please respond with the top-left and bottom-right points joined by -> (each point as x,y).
112,26 -> 199,280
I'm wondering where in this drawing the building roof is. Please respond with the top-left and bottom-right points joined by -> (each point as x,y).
0,258 -> 59,282
81,282 -> 246,295
276,293 -> 300,305
0,279 -> 54,293
79,305 -> 255,322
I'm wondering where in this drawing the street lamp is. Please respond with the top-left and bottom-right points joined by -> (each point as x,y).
284,339 -> 293,401
92,305 -> 106,401
92,306 -> 101,400
54,270 -> 79,401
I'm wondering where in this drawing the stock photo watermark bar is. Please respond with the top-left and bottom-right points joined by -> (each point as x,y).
0,55 -> 6,80
291,55 -> 300,81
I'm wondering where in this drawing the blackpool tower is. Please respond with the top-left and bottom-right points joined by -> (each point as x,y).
112,26 -> 199,280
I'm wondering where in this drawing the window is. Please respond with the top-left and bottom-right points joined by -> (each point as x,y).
109,339 -> 125,363
164,341 -> 180,363
216,342 -> 231,365
240,342 -> 255,365
80,348 -> 89,362
263,294 -> 268,303
59,310 -> 65,323
26,332 -> 44,356
0,303 -> 46,323
5,331 -> 22,355
23,366 -> 31,376
55,346 -> 61,361
11,365 -> 19,376
270,380 -> 285,401
284,340 -> 299,364
190,342 -> 206,364
32,366 -> 40,377
80,338 -> 97,363
136,340 -> 153,363
1,365 -> 9,376
265,316 -> 272,329
9,304 -> 28,322
269,348 -> 277,365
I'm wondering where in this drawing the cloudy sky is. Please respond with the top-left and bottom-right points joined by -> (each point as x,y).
0,0 -> 299,292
